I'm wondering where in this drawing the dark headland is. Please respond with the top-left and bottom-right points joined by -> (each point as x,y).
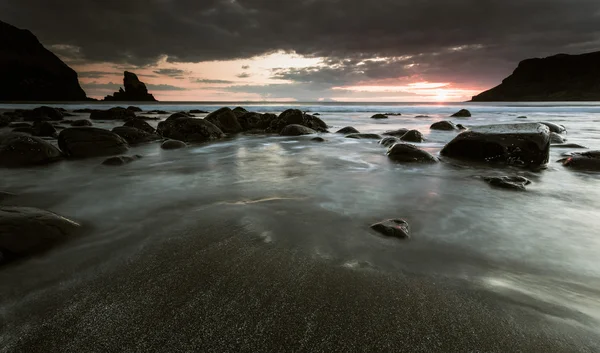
472,51 -> 600,101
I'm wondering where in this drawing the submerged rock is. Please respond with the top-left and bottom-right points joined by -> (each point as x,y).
205,107 -> 243,133
123,118 -> 155,134
440,123 -> 550,167
189,109 -> 209,114
430,121 -> 457,130
540,122 -> 566,134
31,121 -> 57,137
384,112 -> 402,116
517,116 -> 528,119
383,128 -> 409,137
0,206 -> 80,263
482,176 -> 532,191
58,127 -> 129,158
102,155 -> 142,166
550,132 -> 566,144
112,126 -> 159,145
336,126 -> 360,134
370,219 -> 410,239
90,107 -> 136,121
451,109 -> 471,117
311,137 -> 325,142
0,132 -> 62,167
157,117 -> 224,143
280,124 -> 317,136
70,119 -> 93,127
379,137 -> 399,148
346,133 -> 383,140
551,143 -> 587,149
387,143 -> 437,163
561,151 -> 600,171
370,114 -> 388,119
161,139 -> 187,150
400,130 -> 424,143
127,106 -> 143,112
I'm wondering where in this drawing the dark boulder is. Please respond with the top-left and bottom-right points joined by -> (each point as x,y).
161,139 -> 187,150
561,151 -> 600,171
280,124 -> 317,136
21,106 -> 64,121
383,128 -> 409,137
58,127 -> 129,158
104,71 -> 157,102
550,132 -> 566,144
189,109 -> 208,114
415,115 -> 429,118
232,107 -> 249,117
0,206 -> 80,263
90,107 -> 136,120
31,121 -> 57,137
147,110 -> 169,115
112,126 -> 159,145
400,130 -> 424,143
430,121 -> 457,130
379,137 -> 399,148
237,112 -> 268,131
0,115 -> 10,128
387,143 -> 437,163
311,137 -> 326,142
165,112 -> 194,121
370,219 -> 410,239
123,118 -> 155,134
371,114 -> 388,119
70,119 -> 93,127
336,126 -> 360,134
517,116 -> 528,119
73,108 -> 97,113
102,155 -> 142,166
205,107 -> 243,133
384,112 -> 402,116
451,109 -> 471,117
456,124 -> 467,130
157,117 -> 224,143
0,132 -> 62,167
268,110 -> 327,133
11,127 -> 33,134
540,122 -> 566,134
346,133 -> 383,140
440,123 -> 550,167
127,106 -> 142,112
482,176 -> 532,191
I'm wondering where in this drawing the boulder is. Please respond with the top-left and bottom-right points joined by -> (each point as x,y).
21,106 -> 64,121
237,112 -> 268,131
482,176 -> 531,191
336,126 -> 360,134
58,127 -> 129,158
517,116 -> 528,119
400,130 -> 424,143
103,71 -> 157,101
73,108 -> 97,113
123,118 -> 155,134
451,109 -> 471,117
11,127 -> 32,134
205,107 -> 243,133
165,112 -> 194,121
90,107 -> 136,120
456,124 -> 467,130
112,126 -> 159,145
370,219 -> 410,239
70,119 -> 93,127
161,139 -> 187,150
371,114 -> 388,119
157,117 -> 225,143
383,128 -> 409,137
550,132 -> 566,144
0,132 -> 62,167
280,124 -> 317,136
127,106 -> 143,112
561,151 -> 600,171
440,123 -> 550,167
0,206 -> 80,262
102,155 -> 142,166
268,109 -> 327,133
147,110 -> 169,115
540,122 -> 566,134
430,121 -> 457,130
0,115 -> 10,128
311,137 -> 326,142
31,121 -> 57,137
384,112 -> 402,116
415,115 -> 429,118
387,143 -> 438,163
232,107 -> 249,117
379,137 -> 399,148
346,133 -> 383,140
189,109 -> 208,114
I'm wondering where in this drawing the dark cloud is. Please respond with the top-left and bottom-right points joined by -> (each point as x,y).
82,82 -> 186,91
193,78 -> 236,84
242,65 -> 250,70
78,71 -> 121,79
153,68 -> 189,79
3,0 -> 600,88
236,72 -> 251,78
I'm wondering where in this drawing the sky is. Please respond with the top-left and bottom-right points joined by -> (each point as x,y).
3,0 -> 600,102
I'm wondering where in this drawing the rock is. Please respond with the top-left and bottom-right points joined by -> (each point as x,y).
0,132 -> 62,167
336,126 -> 360,134
441,123 -> 550,167
161,139 -> 187,150
135,116 -> 161,121
21,106 -> 64,121
482,176 -> 532,191
371,114 -> 388,119
102,155 -> 142,166
0,115 -> 11,127
70,119 -> 93,127
561,151 -> 600,171
430,121 -> 457,130
0,191 -> 17,201
517,116 -> 528,119
58,127 -> 129,158
73,108 -> 96,113
451,109 -> 471,117
370,219 -> 410,239
237,112 -> 272,131
103,71 -> 157,101
232,107 -> 249,117
11,127 -> 33,134
268,110 -> 327,133
551,143 -> 587,149
540,122 -> 566,134
189,109 -> 208,114
550,132 -> 566,144
0,21 -> 89,101
384,112 -> 402,116
90,107 -> 136,120
313,113 -> 320,116
379,137 -> 399,147
112,126 -> 159,145
280,124 -> 317,136
311,137 -> 325,142
346,133 -> 383,140
387,143 -> 438,163
472,51 -> 600,101
456,124 -> 467,130
415,115 -> 429,118
31,121 -> 57,137
400,130 -> 424,143
165,112 -> 194,121
205,107 -> 243,133
157,117 -> 225,143
0,206 -> 80,263
127,106 -> 143,112
123,118 -> 155,134
8,122 -> 31,128
383,128 -> 409,137
147,110 -> 169,115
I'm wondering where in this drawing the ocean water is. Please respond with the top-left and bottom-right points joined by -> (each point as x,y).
2,102 -> 600,351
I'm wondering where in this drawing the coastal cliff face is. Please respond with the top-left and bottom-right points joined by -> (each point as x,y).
0,20 -> 88,101
472,51 -> 600,101
104,72 -> 158,102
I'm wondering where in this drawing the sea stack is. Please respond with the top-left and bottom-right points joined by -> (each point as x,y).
0,20 -> 88,101
104,71 -> 158,102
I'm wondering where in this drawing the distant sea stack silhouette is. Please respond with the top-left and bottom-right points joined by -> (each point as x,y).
104,72 -> 158,102
472,51 -> 600,101
0,20 -> 88,101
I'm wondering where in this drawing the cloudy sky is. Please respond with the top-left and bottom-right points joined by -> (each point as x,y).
3,0 -> 600,101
